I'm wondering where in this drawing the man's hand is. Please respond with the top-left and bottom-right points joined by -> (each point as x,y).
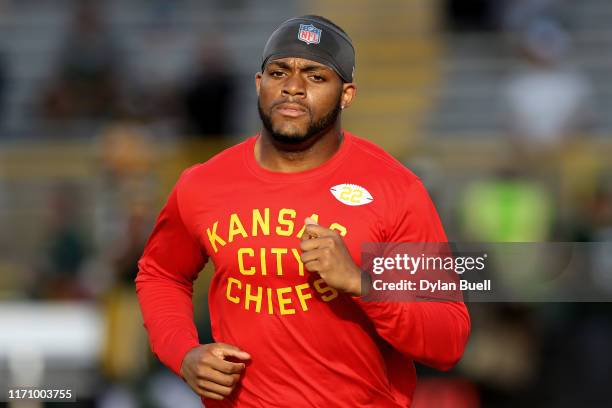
300,218 -> 363,296
180,343 -> 251,401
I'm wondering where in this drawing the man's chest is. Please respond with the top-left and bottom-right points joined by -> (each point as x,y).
185,180 -> 385,282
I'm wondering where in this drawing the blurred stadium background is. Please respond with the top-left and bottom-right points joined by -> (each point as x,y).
0,0 -> 610,407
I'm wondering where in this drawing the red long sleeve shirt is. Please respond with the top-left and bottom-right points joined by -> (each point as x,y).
135,131 -> 470,407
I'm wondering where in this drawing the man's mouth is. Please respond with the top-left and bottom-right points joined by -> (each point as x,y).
274,103 -> 308,118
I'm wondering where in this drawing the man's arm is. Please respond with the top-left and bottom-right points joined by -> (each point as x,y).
352,295 -> 470,371
301,178 -> 470,371
136,174 -> 250,401
355,178 -> 470,370
135,182 -> 206,379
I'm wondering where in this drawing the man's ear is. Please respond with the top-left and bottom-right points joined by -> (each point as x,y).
255,72 -> 262,96
340,82 -> 356,110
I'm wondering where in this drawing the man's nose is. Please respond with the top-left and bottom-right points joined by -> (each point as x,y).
281,73 -> 306,97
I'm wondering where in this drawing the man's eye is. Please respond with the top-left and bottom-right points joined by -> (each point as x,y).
270,71 -> 284,77
311,75 -> 324,81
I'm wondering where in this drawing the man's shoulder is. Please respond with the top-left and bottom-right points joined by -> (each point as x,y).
347,131 -> 419,184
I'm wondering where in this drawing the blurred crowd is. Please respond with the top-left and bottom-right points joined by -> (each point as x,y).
0,0 -> 239,139
413,2 -> 612,408
0,0 -> 610,407
0,1 -> 237,407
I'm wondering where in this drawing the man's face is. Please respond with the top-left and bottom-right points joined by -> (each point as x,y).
255,57 -> 354,146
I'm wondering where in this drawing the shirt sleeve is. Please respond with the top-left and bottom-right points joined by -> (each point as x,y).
353,177 -> 471,371
135,174 -> 208,379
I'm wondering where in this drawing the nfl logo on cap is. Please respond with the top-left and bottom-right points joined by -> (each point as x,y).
297,24 -> 322,45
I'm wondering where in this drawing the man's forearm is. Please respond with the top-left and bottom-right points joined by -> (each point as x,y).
135,260 -> 201,378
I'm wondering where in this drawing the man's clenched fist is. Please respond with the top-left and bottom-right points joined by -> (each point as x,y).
180,343 -> 251,401
300,217 -> 363,296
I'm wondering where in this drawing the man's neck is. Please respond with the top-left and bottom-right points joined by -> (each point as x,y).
255,128 -> 344,173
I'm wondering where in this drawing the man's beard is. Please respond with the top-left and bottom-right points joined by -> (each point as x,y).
257,97 -> 342,146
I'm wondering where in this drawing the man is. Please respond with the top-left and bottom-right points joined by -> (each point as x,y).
135,15 -> 470,407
